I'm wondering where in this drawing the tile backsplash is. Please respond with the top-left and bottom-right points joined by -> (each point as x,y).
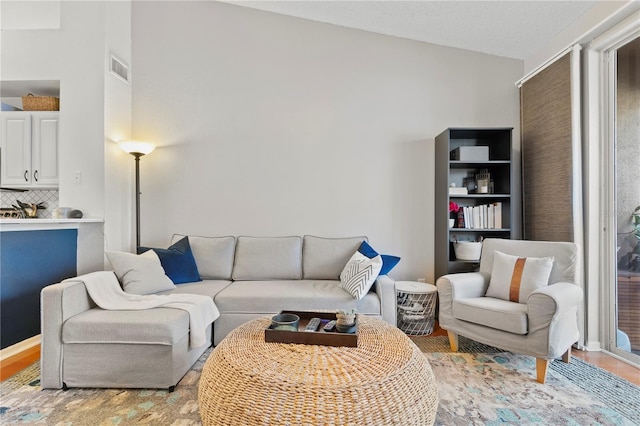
1,189 -> 59,219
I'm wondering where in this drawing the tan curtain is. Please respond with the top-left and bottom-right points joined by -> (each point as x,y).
520,53 -> 575,242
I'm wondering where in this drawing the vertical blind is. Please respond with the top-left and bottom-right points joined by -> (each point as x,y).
520,49 -> 582,242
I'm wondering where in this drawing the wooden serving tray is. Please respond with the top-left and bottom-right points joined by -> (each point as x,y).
264,310 -> 358,347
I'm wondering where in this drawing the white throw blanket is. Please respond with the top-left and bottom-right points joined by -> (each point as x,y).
67,271 -> 219,348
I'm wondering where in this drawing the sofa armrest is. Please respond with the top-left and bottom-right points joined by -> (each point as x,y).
436,272 -> 490,328
40,275 -> 96,389
527,282 -> 583,358
374,274 -> 396,326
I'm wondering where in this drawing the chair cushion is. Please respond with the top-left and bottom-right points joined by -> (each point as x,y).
485,250 -> 554,303
452,297 -> 528,335
302,236 -> 367,280
171,235 -> 236,280
232,236 -> 302,280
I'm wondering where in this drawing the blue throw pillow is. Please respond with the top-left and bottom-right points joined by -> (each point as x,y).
138,237 -> 201,284
358,241 -> 400,276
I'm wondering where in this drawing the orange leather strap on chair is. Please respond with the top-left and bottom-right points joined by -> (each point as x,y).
509,258 -> 527,302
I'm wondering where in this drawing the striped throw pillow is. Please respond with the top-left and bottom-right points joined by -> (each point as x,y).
339,251 -> 383,300
485,250 -> 554,303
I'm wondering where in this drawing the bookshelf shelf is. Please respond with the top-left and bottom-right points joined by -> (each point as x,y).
435,128 -> 515,278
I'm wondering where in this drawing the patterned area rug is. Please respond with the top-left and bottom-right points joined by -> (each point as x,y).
1,336 -> 639,425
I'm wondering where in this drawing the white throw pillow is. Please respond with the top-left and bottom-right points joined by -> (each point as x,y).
106,250 -> 176,295
339,251 -> 383,300
485,250 -> 554,303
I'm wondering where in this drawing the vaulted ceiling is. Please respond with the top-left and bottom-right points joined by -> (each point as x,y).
224,1 -> 600,60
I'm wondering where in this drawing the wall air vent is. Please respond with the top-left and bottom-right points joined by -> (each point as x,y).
110,54 -> 129,83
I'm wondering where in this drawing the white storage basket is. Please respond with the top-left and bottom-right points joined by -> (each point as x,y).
453,241 -> 482,261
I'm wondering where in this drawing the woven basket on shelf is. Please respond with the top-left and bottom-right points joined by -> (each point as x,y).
22,94 -> 60,111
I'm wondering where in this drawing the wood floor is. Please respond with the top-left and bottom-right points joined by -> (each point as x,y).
2,333 -> 639,386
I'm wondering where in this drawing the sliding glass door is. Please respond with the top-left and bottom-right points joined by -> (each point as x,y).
612,36 -> 640,364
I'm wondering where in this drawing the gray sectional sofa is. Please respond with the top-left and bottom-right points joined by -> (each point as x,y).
40,235 -> 397,390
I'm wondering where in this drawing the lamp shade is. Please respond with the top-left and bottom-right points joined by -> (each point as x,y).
117,140 -> 155,156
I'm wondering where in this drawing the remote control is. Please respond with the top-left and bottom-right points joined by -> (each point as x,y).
305,317 -> 321,332
323,320 -> 336,332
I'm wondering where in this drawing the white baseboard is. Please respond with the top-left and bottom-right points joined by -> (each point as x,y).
0,335 -> 41,362
577,340 -> 602,351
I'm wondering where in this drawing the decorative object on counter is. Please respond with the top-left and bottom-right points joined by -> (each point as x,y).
21,93 -> 60,111
0,208 -> 23,218
69,209 -> 83,219
117,140 -> 156,247
12,200 -> 46,218
52,207 -> 72,218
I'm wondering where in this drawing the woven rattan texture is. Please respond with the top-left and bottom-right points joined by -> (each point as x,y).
199,316 -> 438,425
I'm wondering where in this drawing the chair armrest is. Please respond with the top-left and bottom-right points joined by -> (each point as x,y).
436,272 -> 490,300
40,275 -> 97,389
528,282 -> 583,315
527,282 -> 583,357
374,274 -> 396,326
436,272 -> 490,327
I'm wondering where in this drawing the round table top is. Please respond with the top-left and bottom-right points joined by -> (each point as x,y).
210,316 -> 415,387
198,315 -> 439,425
396,280 -> 437,294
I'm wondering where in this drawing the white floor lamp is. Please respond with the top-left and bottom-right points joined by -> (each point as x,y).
118,141 -> 155,248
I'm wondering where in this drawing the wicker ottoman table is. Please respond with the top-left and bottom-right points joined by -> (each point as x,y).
198,316 -> 438,426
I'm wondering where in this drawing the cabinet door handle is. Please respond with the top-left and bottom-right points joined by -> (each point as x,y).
24,170 -> 29,182
34,170 -> 38,182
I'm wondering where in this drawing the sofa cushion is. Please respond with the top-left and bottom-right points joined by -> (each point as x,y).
158,280 -> 232,299
171,235 -> 236,280
302,236 -> 367,280
232,236 -> 302,280
106,250 -> 176,295
63,307 -> 189,345
138,237 -> 201,284
486,250 -> 554,303
452,297 -> 528,335
214,280 -> 381,315
339,250 -> 383,300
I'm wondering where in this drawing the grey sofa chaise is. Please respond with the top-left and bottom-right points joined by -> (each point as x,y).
40,235 -> 397,390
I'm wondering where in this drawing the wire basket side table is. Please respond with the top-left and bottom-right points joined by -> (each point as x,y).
396,281 -> 438,335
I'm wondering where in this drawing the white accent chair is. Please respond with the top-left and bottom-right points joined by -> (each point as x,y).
436,238 -> 583,383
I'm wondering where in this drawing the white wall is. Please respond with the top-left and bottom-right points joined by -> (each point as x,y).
104,1 -> 134,253
132,1 -> 522,281
1,1 -> 106,220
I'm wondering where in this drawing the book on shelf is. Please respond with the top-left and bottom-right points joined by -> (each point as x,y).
459,202 -> 502,229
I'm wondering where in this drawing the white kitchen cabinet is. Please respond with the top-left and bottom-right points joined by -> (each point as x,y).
1,112 -> 59,188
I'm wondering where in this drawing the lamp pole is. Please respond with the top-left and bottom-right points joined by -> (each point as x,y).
133,152 -> 143,248
117,140 -> 155,249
